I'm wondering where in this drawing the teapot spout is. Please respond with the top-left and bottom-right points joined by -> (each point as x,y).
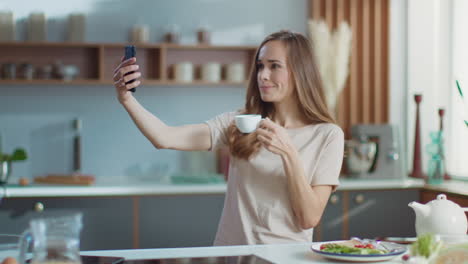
408,201 -> 430,217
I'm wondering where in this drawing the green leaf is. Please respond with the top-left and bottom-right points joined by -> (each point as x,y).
11,148 -> 27,161
0,153 -> 9,161
411,233 -> 442,258
456,80 -> 464,98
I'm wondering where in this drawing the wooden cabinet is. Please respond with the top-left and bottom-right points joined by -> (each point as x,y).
0,194 -> 224,250
0,196 -> 134,250
314,189 -> 419,242
420,189 -> 468,207
347,190 -> 418,239
0,42 -> 256,86
138,194 -> 225,248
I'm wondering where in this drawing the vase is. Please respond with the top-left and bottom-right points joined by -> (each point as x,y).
410,94 -> 426,179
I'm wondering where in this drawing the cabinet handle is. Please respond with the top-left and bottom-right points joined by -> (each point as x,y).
354,194 -> 365,204
34,202 -> 44,212
329,194 -> 339,204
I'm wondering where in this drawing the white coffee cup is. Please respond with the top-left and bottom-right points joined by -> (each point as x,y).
235,114 -> 262,133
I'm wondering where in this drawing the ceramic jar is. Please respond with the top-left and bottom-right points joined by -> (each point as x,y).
174,62 -> 194,83
68,13 -> 85,42
0,11 -> 15,41
27,12 -> 46,41
226,63 -> 245,82
131,24 -> 149,43
201,62 -> 221,83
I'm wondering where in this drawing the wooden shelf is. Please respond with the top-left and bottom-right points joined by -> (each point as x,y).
0,42 -> 257,86
163,43 -> 258,50
0,41 -> 105,48
152,80 -> 249,86
0,79 -> 101,85
0,42 -> 254,49
0,79 -> 248,86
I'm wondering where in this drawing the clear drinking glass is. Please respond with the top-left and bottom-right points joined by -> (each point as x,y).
19,213 -> 83,264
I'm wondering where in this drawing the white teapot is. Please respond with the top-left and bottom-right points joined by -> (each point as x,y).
408,194 -> 468,236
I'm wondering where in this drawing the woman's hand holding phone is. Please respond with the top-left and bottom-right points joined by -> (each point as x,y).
113,46 -> 141,103
124,45 -> 137,93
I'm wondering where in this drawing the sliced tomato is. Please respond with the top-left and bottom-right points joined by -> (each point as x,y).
354,243 -> 374,249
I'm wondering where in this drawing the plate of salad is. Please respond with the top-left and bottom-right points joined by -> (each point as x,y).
312,239 -> 407,262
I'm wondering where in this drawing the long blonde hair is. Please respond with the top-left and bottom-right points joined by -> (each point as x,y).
227,30 -> 335,160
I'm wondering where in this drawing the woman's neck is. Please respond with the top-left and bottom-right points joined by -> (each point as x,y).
273,100 -> 308,128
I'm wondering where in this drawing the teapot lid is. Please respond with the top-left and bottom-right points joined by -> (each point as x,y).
431,194 -> 461,209
437,194 -> 447,200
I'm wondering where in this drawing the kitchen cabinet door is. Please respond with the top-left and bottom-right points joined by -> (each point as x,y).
313,192 -> 344,242
0,196 -> 133,250
347,189 -> 419,239
138,194 -> 225,248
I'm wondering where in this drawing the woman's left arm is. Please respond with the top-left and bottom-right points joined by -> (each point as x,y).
257,119 -> 340,229
281,147 -> 332,229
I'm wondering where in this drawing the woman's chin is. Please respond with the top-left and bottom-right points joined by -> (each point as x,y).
260,94 -> 275,102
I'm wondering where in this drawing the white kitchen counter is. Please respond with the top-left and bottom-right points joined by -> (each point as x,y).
1,182 -> 227,198
0,178 -> 427,198
337,178 -> 424,190
82,242 -> 406,264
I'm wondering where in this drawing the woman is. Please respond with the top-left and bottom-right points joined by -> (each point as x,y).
113,30 -> 344,245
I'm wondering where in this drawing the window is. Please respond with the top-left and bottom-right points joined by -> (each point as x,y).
448,0 -> 468,179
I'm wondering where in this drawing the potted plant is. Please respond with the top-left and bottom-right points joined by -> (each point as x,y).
0,148 -> 27,184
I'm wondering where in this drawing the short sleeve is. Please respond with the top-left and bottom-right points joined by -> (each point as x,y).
310,125 -> 345,191
205,112 -> 237,151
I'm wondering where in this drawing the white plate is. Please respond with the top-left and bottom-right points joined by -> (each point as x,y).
311,241 -> 407,262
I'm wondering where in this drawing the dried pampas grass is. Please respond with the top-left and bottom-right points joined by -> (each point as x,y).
308,20 -> 352,117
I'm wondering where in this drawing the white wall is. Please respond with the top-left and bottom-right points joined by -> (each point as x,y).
448,0 -> 468,177
0,0 -> 307,44
0,0 -> 308,182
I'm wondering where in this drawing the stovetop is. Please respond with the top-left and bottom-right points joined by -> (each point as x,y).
77,254 -> 274,264
122,255 -> 274,264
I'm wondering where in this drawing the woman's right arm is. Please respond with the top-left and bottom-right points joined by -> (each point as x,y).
113,57 -> 212,151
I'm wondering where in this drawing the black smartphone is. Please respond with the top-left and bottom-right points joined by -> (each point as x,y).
124,45 -> 137,93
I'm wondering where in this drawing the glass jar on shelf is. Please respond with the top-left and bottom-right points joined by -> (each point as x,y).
163,24 -> 180,44
196,22 -> 211,45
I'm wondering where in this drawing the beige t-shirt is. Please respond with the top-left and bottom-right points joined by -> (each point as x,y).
205,111 -> 344,245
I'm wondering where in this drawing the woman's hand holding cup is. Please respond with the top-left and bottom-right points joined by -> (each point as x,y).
234,115 -> 295,156
235,114 -> 262,133
256,118 -> 294,156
